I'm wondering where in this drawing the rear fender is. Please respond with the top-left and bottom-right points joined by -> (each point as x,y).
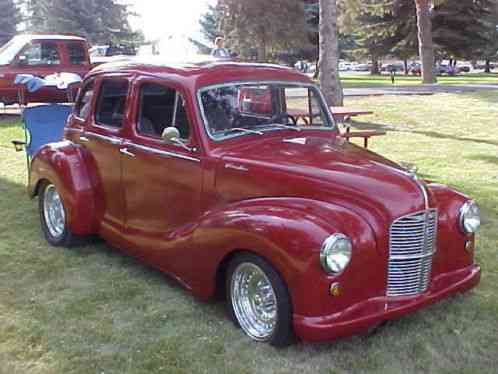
29,141 -> 100,236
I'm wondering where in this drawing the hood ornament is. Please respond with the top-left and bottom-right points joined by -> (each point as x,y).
399,162 -> 419,180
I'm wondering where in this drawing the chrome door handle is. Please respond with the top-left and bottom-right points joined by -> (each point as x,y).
119,147 -> 135,158
79,136 -> 90,143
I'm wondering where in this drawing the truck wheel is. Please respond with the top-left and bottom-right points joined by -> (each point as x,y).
226,253 -> 294,346
39,182 -> 76,247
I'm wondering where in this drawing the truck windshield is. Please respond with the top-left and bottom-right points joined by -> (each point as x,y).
0,36 -> 28,66
198,82 -> 335,141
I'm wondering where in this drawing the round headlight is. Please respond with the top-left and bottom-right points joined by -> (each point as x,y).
459,200 -> 481,234
320,234 -> 352,274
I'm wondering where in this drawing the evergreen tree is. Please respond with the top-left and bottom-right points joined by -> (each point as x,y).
0,0 -> 20,46
219,0 -> 310,61
200,4 -> 224,45
26,0 -> 142,45
433,0 -> 495,60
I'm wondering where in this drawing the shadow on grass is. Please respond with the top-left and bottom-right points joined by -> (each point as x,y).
350,119 -> 498,148
397,129 -> 498,147
0,114 -> 22,127
467,154 -> 498,166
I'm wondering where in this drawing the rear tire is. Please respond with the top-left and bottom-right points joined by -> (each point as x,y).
226,253 -> 294,347
39,182 -> 77,247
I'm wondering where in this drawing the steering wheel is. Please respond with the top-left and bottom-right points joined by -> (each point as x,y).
266,112 -> 297,125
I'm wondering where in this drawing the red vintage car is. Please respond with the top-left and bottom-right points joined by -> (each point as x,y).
0,34 -> 91,104
28,60 -> 481,346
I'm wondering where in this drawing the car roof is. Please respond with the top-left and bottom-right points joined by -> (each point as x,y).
88,56 -> 313,89
16,34 -> 86,42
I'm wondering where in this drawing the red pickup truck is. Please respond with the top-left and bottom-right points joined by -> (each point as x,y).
0,34 -> 91,105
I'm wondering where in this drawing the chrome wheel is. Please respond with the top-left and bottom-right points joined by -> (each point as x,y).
230,262 -> 278,341
43,185 -> 66,239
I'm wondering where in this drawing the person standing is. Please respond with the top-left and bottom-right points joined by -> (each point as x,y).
211,37 -> 230,59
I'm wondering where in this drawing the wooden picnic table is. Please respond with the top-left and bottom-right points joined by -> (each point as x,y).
287,106 -> 384,148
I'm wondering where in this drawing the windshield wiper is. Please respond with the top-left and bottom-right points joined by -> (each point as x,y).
258,124 -> 301,132
223,127 -> 264,136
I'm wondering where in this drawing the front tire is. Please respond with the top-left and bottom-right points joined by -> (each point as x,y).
39,182 -> 76,247
226,253 -> 294,346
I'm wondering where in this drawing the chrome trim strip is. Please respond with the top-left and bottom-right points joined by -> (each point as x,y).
65,127 -> 83,134
374,162 -> 430,209
414,177 -> 430,210
85,131 -> 123,145
390,251 -> 435,260
128,143 -> 201,163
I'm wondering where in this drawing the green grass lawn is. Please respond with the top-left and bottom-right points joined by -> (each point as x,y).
0,91 -> 497,373
340,72 -> 498,88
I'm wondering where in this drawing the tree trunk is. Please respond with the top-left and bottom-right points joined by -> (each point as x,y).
319,0 -> 343,106
485,59 -> 491,73
415,0 -> 436,84
404,59 -> 409,75
371,58 -> 380,75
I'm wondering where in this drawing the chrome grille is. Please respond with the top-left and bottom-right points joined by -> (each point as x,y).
387,209 -> 438,297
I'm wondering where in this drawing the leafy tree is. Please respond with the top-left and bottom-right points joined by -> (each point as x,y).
0,0 -> 20,46
219,0 -> 310,61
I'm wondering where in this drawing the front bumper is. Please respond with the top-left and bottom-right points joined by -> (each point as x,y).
293,264 -> 481,342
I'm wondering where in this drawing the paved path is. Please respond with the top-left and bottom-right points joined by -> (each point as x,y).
344,83 -> 498,97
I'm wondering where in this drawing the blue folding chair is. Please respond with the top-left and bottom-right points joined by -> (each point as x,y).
12,104 -> 74,175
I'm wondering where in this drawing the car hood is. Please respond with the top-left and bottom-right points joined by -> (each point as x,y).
214,134 -> 429,228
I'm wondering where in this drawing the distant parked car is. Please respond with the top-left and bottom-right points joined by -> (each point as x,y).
438,64 -> 460,76
475,61 -> 495,71
382,63 -> 404,73
409,63 -> 422,76
89,43 -> 136,66
456,62 -> 472,73
339,62 -> 353,72
0,34 -> 91,105
352,63 -> 369,72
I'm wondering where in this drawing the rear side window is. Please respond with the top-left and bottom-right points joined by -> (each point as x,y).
67,42 -> 87,65
74,81 -> 94,118
95,79 -> 129,128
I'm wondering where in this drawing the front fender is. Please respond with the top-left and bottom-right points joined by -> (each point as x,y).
182,198 -> 382,316
29,141 -> 100,236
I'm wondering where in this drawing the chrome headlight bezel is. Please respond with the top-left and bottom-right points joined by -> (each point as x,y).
459,200 -> 481,234
320,233 -> 352,275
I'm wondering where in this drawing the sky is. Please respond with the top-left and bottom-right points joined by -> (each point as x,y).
127,0 -> 217,46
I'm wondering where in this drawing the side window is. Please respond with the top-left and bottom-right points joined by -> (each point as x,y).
67,42 -> 87,65
19,42 -> 61,65
74,81 -> 94,118
95,79 -> 129,128
137,83 -> 191,140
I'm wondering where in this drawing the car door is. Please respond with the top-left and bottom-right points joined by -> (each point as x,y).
120,78 -> 203,259
77,76 -> 131,236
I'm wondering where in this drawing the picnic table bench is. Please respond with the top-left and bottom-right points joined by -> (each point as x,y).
287,106 -> 385,148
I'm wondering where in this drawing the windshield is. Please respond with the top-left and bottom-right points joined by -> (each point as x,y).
0,36 -> 28,65
198,82 -> 335,140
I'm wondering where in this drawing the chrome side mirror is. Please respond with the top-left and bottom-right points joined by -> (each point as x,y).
161,127 -> 180,142
161,126 -> 195,152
